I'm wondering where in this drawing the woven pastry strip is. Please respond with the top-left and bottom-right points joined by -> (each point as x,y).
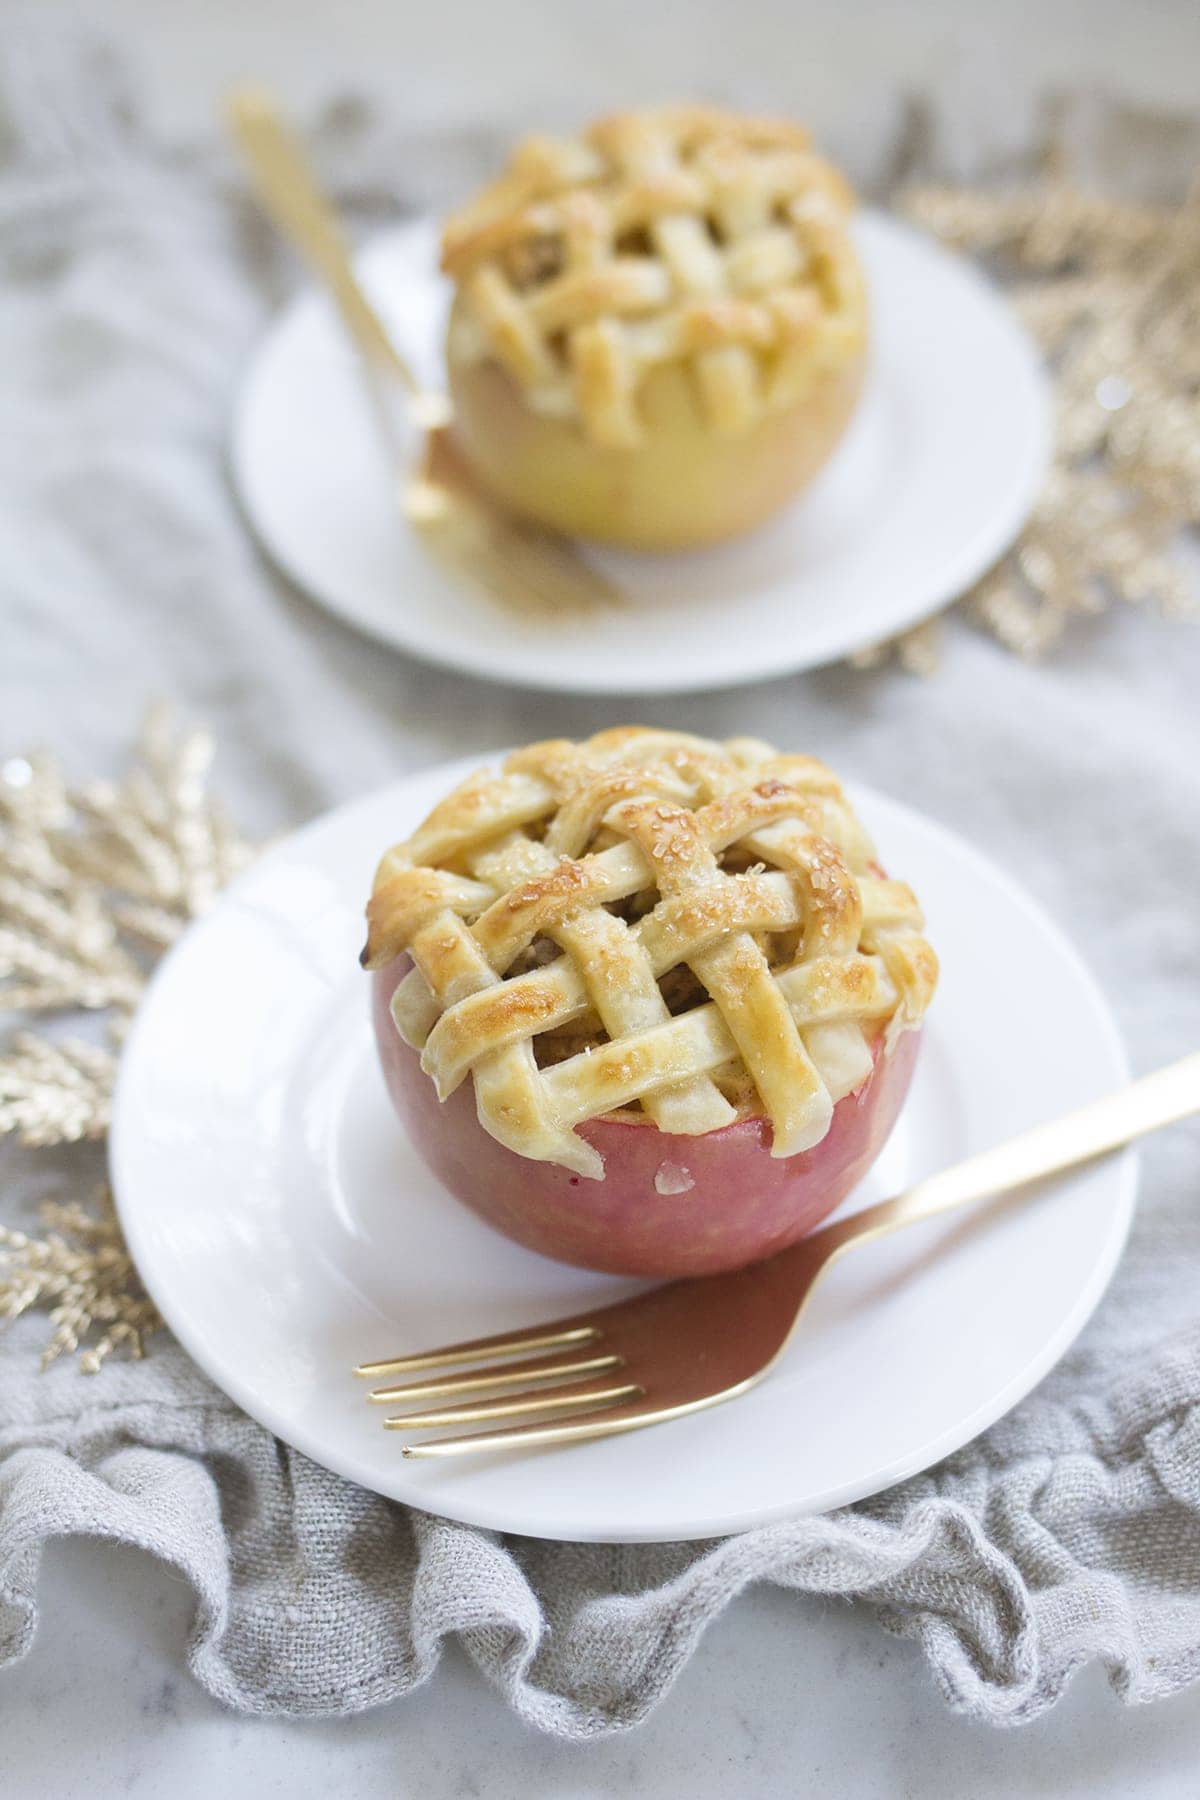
364,730 -> 936,1179
442,105 -> 867,445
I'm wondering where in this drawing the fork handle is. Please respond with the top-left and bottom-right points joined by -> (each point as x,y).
826,1049 -> 1200,1253
227,85 -> 417,391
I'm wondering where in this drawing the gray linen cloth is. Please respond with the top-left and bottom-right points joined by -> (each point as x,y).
2,23 -> 1200,1737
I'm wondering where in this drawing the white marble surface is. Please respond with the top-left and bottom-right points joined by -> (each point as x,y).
6,0 -> 1200,1791
7,1536 -> 1200,1798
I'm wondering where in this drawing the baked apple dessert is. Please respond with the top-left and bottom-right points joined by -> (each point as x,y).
363,729 -> 936,1277
440,107 -> 868,550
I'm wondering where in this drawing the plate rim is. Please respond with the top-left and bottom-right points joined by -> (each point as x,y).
229,210 -> 1053,695
110,760 -> 1137,1543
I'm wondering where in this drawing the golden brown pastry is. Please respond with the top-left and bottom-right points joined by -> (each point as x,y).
440,107 -> 868,551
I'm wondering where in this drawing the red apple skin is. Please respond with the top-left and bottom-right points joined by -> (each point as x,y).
372,960 -> 921,1278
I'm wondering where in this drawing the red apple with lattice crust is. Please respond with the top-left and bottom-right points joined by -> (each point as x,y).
440,106 -> 868,552
363,730 -> 937,1279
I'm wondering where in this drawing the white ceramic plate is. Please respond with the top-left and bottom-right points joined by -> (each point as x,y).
111,756 -> 1135,1544
231,214 -> 1050,693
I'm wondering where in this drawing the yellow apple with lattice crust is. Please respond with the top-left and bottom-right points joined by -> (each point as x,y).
363,730 -> 937,1278
440,106 -> 867,551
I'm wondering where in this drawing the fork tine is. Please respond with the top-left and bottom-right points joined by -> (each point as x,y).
399,1400 -> 673,1458
383,1381 -> 643,1431
410,429 -> 624,616
397,1382 -> 759,1458
365,1350 -> 622,1403
354,1323 -> 602,1379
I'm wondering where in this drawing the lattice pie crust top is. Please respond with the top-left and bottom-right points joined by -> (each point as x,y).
364,730 -> 937,1180
441,105 -> 867,447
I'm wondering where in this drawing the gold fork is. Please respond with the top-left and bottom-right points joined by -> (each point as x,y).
357,1051 -> 1200,1458
226,87 -> 621,617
